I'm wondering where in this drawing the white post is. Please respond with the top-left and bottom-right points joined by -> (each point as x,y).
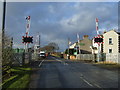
95,18 -> 101,62
77,33 -> 81,59
97,43 -> 100,62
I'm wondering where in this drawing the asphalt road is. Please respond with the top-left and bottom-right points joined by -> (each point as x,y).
29,56 -> 119,89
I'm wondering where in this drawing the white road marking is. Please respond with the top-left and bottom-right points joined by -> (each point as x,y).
83,79 -> 93,87
94,83 -> 101,88
38,60 -> 44,67
52,56 -> 68,65
80,77 -> 93,87
80,76 -> 102,88
64,63 -> 68,65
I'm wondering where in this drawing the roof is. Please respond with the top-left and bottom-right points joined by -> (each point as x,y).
103,29 -> 120,35
117,32 -> 120,35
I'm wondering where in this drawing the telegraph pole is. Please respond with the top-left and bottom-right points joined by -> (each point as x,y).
67,38 -> 70,59
0,1 -> 6,88
37,33 -> 40,53
2,0 -> 6,50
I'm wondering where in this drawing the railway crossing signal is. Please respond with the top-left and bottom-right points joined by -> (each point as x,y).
94,35 -> 104,44
94,38 -> 103,43
22,36 -> 33,43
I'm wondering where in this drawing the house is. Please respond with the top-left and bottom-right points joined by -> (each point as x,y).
79,35 -> 92,54
103,29 -> 120,63
103,30 -> 120,54
69,35 -> 92,54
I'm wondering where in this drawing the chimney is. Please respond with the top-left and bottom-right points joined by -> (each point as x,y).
83,35 -> 89,39
104,30 -> 107,34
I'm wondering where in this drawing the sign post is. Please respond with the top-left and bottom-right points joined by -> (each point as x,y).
77,33 -> 81,59
95,18 -> 100,62
94,35 -> 104,62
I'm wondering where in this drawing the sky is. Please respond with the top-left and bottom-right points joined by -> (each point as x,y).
0,1 -> 119,52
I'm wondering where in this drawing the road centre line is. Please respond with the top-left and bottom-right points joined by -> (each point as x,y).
80,77 -> 93,87
94,83 -> 101,88
80,76 -> 102,88
38,60 -> 44,67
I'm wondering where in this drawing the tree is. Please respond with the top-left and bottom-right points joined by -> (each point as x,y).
48,42 -> 59,52
40,42 -> 59,53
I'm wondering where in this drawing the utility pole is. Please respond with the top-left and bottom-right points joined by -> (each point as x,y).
0,1 -> 6,88
67,38 -> 70,59
2,0 -> 6,51
38,32 -> 40,49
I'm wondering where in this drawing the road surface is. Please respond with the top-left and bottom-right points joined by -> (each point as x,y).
29,56 -> 119,88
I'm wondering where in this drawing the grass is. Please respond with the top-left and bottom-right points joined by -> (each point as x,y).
93,61 -> 120,70
2,66 -> 32,89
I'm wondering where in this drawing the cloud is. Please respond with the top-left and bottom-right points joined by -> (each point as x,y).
3,2 -> 118,51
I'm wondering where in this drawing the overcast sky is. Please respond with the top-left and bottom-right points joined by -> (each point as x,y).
0,1 -> 118,52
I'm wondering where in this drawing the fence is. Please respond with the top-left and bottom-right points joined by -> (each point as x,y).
12,52 -> 32,66
106,53 -> 120,64
2,64 -> 11,82
76,54 -> 95,61
32,53 -> 39,60
75,53 -> 120,64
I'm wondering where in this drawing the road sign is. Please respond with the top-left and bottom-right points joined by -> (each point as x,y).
74,52 -> 77,55
80,43 -> 85,46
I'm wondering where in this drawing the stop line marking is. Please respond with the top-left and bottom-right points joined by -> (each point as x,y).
52,57 -> 69,65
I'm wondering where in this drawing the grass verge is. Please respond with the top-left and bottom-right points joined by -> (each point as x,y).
93,61 -> 120,70
2,66 -> 32,89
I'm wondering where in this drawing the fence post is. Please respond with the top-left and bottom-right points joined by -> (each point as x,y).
22,53 -> 25,66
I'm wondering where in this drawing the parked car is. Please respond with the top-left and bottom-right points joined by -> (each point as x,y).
40,51 -> 46,58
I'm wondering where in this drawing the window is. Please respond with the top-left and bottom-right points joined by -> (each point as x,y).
109,49 -> 112,53
109,38 -> 112,45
